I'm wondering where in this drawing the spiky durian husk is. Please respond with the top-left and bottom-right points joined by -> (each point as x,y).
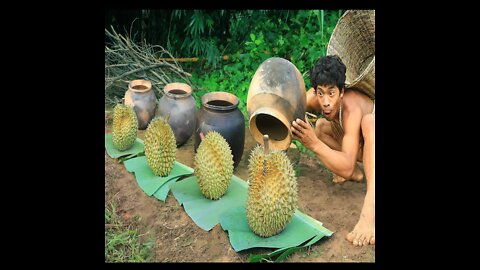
194,131 -> 234,200
246,145 -> 297,237
112,104 -> 138,151
144,117 -> 176,176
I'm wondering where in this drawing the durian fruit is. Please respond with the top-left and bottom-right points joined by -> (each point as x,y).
144,117 -> 177,176
194,131 -> 234,200
246,137 -> 298,237
112,103 -> 138,151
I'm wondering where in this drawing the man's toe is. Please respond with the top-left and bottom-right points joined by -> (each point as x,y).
363,237 -> 369,246
346,231 -> 355,242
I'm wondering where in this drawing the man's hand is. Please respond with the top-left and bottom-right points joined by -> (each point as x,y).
291,116 -> 318,150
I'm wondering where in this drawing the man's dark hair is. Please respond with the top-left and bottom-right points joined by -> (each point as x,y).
310,55 -> 347,92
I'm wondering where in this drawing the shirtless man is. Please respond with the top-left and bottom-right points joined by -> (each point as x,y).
291,55 -> 375,246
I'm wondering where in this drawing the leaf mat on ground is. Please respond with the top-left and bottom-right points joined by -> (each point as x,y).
248,234 -> 326,262
105,133 -> 144,159
219,207 -> 333,252
170,175 -> 248,231
124,156 -> 193,201
120,156 -> 333,261
170,174 -> 333,256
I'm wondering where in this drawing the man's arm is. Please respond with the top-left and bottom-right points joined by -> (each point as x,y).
291,109 -> 362,179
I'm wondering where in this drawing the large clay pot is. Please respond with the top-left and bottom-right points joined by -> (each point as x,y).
247,57 -> 307,150
194,92 -> 245,168
157,83 -> 196,147
124,79 -> 157,130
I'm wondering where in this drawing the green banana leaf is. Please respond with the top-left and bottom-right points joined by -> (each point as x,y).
120,156 -> 334,261
219,206 -> 332,252
153,175 -> 191,201
105,133 -> 144,159
170,175 -> 248,231
248,234 -> 325,262
170,173 -> 333,256
124,156 -> 194,200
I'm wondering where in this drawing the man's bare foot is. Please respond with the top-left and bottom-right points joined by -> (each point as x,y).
332,165 -> 364,183
346,202 -> 375,246
332,174 -> 347,183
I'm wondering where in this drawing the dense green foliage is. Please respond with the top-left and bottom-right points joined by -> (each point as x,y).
189,10 -> 341,119
105,10 -> 343,120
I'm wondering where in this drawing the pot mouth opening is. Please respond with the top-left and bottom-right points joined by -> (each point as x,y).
202,92 -> 239,111
129,80 -> 152,93
164,83 -> 192,98
165,89 -> 192,99
254,113 -> 289,141
249,108 -> 292,150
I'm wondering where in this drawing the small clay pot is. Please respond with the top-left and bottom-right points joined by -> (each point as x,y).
157,83 -> 196,147
124,80 -> 157,130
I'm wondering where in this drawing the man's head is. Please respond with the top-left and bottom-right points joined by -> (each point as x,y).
310,55 -> 346,120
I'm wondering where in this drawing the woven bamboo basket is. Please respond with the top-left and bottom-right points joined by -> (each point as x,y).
327,10 -> 375,99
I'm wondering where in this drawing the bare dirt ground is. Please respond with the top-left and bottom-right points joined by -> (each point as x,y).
105,116 -> 375,262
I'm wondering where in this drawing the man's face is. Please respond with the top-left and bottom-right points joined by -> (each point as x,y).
316,84 -> 344,121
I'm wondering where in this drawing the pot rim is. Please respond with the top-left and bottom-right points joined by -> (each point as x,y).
201,92 -> 239,111
129,80 -> 152,93
163,82 -> 193,99
249,107 -> 291,150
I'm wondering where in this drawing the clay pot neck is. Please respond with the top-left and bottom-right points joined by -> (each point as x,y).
202,92 -> 239,112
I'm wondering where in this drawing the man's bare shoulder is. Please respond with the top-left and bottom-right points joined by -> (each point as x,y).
343,89 -> 373,115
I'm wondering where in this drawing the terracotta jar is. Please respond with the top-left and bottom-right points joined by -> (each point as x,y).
124,79 -> 157,130
247,57 -> 307,150
157,83 -> 196,147
194,92 -> 245,168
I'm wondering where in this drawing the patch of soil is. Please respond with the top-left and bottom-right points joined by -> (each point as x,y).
105,116 -> 375,262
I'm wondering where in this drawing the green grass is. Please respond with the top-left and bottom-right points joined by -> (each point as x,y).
299,245 -> 323,259
105,201 -> 154,262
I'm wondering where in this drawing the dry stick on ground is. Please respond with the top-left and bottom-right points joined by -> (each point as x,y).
105,26 -> 192,105
262,135 -> 269,175
108,63 -> 172,82
107,26 -> 190,79
263,135 -> 269,154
